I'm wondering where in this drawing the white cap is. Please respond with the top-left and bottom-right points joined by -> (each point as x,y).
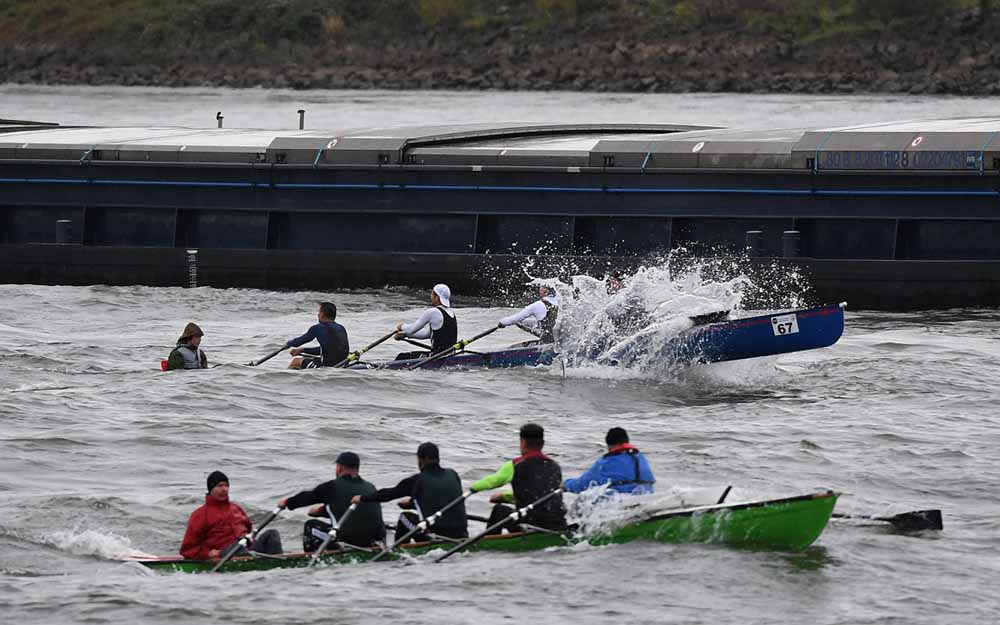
433,283 -> 451,307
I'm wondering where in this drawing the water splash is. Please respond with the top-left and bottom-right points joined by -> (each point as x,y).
47,528 -> 153,559
567,484 -> 729,539
510,252 -> 812,378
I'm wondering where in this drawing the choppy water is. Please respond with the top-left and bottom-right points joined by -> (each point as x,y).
2,86 -> 1000,623
1,278 -> 998,624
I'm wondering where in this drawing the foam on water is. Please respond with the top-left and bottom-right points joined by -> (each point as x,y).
567,484 -> 729,538
47,528 -> 154,559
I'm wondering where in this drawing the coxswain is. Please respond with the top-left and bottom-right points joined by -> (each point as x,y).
279,451 -> 386,550
351,442 -> 468,543
498,284 -> 560,343
563,427 -> 656,496
166,322 -> 208,370
285,301 -> 350,369
393,283 -> 458,359
470,423 -> 567,534
179,470 -> 283,560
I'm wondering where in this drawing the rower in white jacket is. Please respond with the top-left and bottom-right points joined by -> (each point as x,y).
498,285 -> 560,343
395,283 -> 458,356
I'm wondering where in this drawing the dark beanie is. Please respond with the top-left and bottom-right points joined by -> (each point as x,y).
335,451 -> 360,469
207,470 -> 229,492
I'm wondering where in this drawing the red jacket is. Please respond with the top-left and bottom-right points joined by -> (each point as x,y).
179,495 -> 252,560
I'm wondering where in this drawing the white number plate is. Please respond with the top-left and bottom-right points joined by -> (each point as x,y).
771,313 -> 800,336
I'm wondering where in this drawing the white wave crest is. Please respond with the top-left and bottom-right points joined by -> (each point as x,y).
48,528 -> 154,559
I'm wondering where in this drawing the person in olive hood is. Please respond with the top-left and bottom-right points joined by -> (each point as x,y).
470,423 -> 567,534
166,322 -> 208,370
279,452 -> 385,550
351,442 -> 467,543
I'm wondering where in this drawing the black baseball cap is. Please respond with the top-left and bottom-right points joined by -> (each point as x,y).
335,451 -> 360,469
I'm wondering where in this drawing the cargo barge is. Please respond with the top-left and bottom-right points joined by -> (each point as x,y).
2,117 -> 999,309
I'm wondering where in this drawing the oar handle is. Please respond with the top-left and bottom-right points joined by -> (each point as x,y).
247,346 -> 286,367
435,487 -> 562,563
335,331 -> 396,368
373,490 -> 474,561
310,503 -> 358,566
408,326 -> 501,370
210,505 -> 285,572
252,506 -> 284,538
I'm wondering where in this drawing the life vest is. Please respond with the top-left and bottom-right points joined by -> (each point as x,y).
413,464 -> 467,537
430,306 -> 458,354
171,343 -> 207,369
604,444 -> 655,488
512,450 -> 567,530
539,297 -> 559,342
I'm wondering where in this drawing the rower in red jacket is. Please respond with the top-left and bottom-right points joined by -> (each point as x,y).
179,471 -> 282,560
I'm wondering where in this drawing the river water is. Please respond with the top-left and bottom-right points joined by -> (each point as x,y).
1,86 -> 999,624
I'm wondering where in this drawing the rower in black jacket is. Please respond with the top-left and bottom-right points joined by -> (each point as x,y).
279,451 -> 385,550
470,423 -> 567,534
351,442 -> 468,543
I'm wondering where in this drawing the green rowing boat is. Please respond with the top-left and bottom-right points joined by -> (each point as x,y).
126,491 -> 838,573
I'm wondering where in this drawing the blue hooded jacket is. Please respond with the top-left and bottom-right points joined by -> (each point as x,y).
563,444 -> 656,495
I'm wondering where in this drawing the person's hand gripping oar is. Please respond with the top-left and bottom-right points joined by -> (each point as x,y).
435,487 -> 563,563
371,490 -> 476,562
407,325 -> 502,370
246,346 -> 287,367
210,505 -> 284,573
334,330 -> 396,368
309,503 -> 358,566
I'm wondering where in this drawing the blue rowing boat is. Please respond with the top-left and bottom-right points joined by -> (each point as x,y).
351,303 -> 845,370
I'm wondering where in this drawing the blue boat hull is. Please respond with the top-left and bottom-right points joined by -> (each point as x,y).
643,303 -> 845,365
353,304 -> 845,371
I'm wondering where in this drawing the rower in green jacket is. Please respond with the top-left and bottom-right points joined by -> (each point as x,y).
470,423 -> 567,534
279,451 -> 385,550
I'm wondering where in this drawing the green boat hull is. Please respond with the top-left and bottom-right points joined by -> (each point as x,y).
127,491 -> 837,573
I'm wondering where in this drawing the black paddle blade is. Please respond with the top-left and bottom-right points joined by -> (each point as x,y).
881,509 -> 943,531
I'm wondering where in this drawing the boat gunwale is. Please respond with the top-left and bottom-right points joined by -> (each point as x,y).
125,490 -> 838,569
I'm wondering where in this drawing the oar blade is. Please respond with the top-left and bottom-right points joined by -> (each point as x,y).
881,509 -> 943,531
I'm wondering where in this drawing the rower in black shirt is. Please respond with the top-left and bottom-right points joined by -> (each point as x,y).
286,301 -> 350,369
278,451 -> 385,550
351,442 -> 468,543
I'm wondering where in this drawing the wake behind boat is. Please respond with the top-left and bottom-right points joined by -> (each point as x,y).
124,491 -> 839,573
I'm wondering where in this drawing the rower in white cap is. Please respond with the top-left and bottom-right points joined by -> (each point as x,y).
394,283 -> 459,359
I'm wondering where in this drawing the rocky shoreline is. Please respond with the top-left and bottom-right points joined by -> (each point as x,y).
3,6 -> 1000,95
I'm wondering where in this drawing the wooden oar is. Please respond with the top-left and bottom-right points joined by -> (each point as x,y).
334,331 -> 396,368
435,487 -> 563,563
246,346 -> 286,367
309,503 -> 357,566
716,485 -> 733,504
372,490 -> 475,562
211,506 -> 283,572
408,326 -> 501,371
832,509 -> 942,531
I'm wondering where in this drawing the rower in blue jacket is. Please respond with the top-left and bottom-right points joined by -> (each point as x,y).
563,427 -> 655,495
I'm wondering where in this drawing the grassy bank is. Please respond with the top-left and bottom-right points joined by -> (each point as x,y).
1,0 -> 998,94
